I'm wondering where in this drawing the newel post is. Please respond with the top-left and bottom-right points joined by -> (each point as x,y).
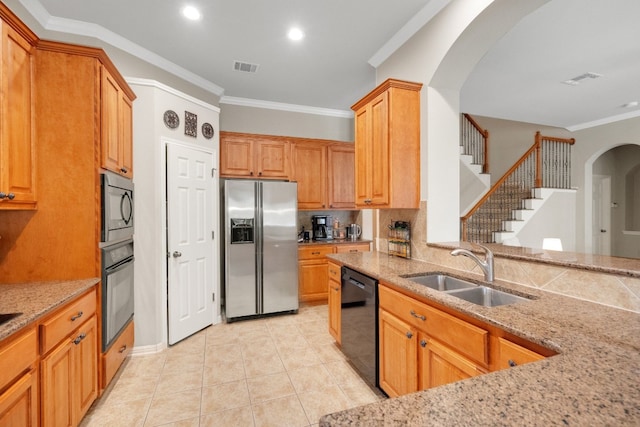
534,131 -> 542,188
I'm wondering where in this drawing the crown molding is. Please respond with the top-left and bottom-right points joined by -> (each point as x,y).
220,96 -> 354,119
566,109 -> 640,132
126,78 -> 221,113
368,0 -> 451,68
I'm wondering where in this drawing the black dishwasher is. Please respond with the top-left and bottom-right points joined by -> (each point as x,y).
341,266 -> 378,388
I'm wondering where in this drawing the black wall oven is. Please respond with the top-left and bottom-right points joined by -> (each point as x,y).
101,238 -> 134,351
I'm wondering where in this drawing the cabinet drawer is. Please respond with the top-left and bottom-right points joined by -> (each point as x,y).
298,245 -> 334,260
496,337 -> 544,370
379,285 -> 488,366
328,261 -> 341,282
0,327 -> 37,391
335,243 -> 370,253
40,288 -> 97,355
102,320 -> 134,387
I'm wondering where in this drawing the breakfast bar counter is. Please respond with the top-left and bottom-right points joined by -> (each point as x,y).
320,251 -> 640,426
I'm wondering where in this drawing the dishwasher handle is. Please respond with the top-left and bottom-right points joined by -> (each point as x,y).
348,278 -> 366,290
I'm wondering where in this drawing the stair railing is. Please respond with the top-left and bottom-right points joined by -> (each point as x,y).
461,113 -> 490,173
461,131 -> 575,242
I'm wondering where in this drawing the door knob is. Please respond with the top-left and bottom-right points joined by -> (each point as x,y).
600,229 -> 607,233
172,251 -> 182,258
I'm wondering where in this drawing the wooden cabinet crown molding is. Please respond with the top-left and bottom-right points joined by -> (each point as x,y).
0,2 -> 38,44
36,40 -> 136,101
351,78 -> 423,111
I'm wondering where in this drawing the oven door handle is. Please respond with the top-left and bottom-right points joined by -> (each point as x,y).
105,257 -> 134,274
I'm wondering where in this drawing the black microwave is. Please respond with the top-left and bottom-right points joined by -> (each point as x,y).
101,172 -> 134,243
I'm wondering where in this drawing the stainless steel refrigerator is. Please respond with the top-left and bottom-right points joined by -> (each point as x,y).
223,179 -> 299,320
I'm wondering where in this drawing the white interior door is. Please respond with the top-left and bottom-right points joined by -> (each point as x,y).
592,175 -> 611,256
167,143 -> 215,345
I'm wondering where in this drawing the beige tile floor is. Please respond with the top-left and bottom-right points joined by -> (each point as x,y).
81,304 -> 384,427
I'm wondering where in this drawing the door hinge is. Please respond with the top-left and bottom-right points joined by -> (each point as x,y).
211,168 -> 217,177
212,293 -> 215,302
211,230 -> 215,240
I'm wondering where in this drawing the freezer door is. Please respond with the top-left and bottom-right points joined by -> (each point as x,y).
224,180 -> 257,318
260,181 -> 299,314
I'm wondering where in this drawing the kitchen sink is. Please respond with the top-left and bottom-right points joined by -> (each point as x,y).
404,273 -> 478,291
446,286 -> 530,307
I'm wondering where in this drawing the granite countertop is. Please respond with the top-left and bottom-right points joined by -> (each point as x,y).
298,239 -> 372,246
0,278 -> 100,342
431,241 -> 640,278
320,252 -> 640,426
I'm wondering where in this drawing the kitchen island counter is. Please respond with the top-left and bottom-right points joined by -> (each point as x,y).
320,251 -> 640,426
0,278 -> 100,342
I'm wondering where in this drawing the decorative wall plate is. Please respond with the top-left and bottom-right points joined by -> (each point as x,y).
202,123 -> 214,139
185,111 -> 197,137
163,110 -> 179,129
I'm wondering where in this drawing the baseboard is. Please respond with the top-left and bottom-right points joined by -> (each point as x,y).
131,342 -> 167,355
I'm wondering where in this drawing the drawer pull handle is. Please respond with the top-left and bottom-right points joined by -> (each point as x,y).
71,311 -> 84,321
349,249 -> 358,253
420,339 -> 427,348
406,331 -> 413,339
410,310 -> 426,321
73,333 -> 86,345
508,359 -> 517,368
312,251 -> 320,255
119,344 -> 127,353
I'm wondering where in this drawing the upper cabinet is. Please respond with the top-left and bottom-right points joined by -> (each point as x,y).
101,66 -> 134,178
0,15 -> 37,210
220,132 -> 290,179
351,79 -> 422,209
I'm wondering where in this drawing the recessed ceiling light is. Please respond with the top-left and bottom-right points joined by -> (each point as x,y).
288,27 -> 304,41
182,5 -> 202,21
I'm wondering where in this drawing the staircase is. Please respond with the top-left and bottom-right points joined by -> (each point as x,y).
460,115 -> 575,244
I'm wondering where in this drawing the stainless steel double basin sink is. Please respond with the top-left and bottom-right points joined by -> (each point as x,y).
401,273 -> 530,307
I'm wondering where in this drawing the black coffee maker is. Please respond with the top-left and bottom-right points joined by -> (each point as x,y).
312,215 -> 333,240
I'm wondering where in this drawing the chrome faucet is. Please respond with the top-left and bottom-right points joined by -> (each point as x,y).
451,244 -> 494,282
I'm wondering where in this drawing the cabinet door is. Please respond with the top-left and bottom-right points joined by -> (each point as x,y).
0,368 -> 38,427
378,309 -> 417,397
327,144 -> 355,209
119,94 -> 134,178
0,21 -> 36,209
419,337 -> 483,390
353,106 -> 370,206
41,338 -> 74,427
495,337 -> 544,370
369,92 -> 389,206
293,143 -> 327,209
75,316 -> 98,421
328,278 -> 341,343
298,259 -> 328,302
220,137 -> 255,177
255,140 -> 290,178
101,67 -> 121,175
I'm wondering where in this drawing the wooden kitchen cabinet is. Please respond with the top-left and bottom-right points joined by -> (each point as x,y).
494,337 -> 545,370
293,142 -> 327,209
102,320 -> 134,387
0,16 -> 37,210
378,283 -> 487,397
351,79 -> 422,209
335,242 -> 370,254
0,326 -> 38,426
220,132 -> 290,179
40,287 -> 98,427
101,66 -> 134,178
294,141 -> 355,210
327,261 -> 341,343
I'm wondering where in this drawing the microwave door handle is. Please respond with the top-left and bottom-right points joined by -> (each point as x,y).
121,193 -> 133,225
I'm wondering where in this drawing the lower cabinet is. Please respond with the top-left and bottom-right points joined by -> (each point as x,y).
327,262 -> 341,344
41,315 -> 98,427
378,283 -> 487,397
102,320 -> 134,387
0,327 -> 38,426
299,242 -> 370,303
494,337 -> 545,370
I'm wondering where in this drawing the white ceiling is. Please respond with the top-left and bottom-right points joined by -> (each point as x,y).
20,0 -> 640,129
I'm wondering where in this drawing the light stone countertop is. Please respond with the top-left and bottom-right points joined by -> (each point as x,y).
0,278 -> 100,342
320,252 -> 640,426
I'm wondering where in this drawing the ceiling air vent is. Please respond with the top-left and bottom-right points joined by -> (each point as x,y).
233,60 -> 259,73
562,72 -> 602,86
